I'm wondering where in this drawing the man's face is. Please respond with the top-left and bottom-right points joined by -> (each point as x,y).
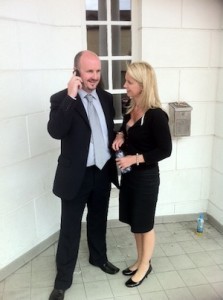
78,53 -> 101,93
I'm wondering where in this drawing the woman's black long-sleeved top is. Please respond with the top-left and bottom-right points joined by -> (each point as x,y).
120,108 -> 172,169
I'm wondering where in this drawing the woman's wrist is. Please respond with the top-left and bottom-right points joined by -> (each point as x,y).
116,131 -> 124,136
136,153 -> 139,166
135,153 -> 144,165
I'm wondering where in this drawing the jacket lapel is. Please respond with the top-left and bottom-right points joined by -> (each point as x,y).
75,95 -> 91,127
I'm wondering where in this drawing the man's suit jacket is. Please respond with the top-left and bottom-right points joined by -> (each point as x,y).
47,88 -> 119,201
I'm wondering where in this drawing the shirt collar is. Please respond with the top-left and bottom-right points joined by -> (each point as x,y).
78,89 -> 97,99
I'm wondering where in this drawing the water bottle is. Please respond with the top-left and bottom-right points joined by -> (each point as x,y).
196,213 -> 204,236
115,150 -> 131,174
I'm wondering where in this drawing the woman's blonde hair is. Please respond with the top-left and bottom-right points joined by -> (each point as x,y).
126,61 -> 162,113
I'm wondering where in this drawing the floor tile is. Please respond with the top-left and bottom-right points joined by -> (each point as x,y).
78,251 -> 91,267
172,229 -> 195,242
204,224 -> 223,238
114,295 -> 141,300
84,280 -> 113,299
140,290 -> 168,300
66,283 -> 87,300
0,281 -> 4,293
152,245 -> 166,258
4,272 -> 31,291
160,242 -> 185,256
137,274 -> 163,293
199,265 -> 223,283
106,246 -> 126,262
155,270 -> 185,290
178,268 -> 208,286
156,231 -> 176,244
1,221 -> 222,300
151,257 -> 175,272
109,277 -> 139,297
169,254 -> 196,270
3,288 -> 30,300
164,222 -> 185,232
207,249 -> 223,264
211,281 -> 223,299
80,265 -> 107,282
189,284 -> 220,300
31,287 -> 53,300
31,270 -> 55,288
118,246 -> 138,261
165,287 -> 195,300
31,255 -> 55,272
215,236 -> 223,247
197,238 -> 222,251
188,251 -> 216,267
179,239 -> 204,253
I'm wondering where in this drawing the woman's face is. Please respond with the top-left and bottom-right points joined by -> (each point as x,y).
123,73 -> 142,99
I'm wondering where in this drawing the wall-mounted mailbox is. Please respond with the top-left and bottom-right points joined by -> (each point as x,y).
169,102 -> 192,137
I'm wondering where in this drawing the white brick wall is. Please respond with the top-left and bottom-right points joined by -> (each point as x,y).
0,0 -> 85,269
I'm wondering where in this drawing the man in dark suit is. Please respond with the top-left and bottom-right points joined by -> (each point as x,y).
48,50 -> 119,300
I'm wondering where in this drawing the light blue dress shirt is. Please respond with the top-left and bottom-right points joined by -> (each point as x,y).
78,89 -> 111,167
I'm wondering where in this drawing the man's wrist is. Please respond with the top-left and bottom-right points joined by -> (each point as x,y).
69,95 -> 77,100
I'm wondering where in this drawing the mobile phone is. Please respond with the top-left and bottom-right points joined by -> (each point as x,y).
73,68 -> 80,76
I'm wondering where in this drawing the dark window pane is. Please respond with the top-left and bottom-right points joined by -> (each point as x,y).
121,94 -> 131,115
87,25 -> 108,56
114,122 -> 122,131
112,60 -> 130,89
112,25 -> 131,56
111,0 -> 131,21
113,93 -> 130,120
113,94 -> 123,120
86,0 -> 107,21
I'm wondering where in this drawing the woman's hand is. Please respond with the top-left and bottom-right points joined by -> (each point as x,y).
112,132 -> 124,151
116,155 -> 135,171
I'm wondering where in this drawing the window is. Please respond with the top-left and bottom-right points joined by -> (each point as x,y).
85,0 -> 132,125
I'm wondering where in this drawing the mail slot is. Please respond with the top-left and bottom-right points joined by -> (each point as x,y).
168,102 -> 192,137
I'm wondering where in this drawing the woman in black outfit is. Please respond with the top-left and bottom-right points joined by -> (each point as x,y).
112,62 -> 172,288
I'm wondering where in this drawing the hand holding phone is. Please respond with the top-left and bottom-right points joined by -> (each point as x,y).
68,69 -> 82,99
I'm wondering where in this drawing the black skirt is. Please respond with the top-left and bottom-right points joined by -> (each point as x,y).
119,166 -> 160,233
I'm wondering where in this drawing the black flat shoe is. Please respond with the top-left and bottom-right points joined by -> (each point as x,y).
123,259 -> 151,276
49,288 -> 65,300
122,267 -> 137,276
125,264 -> 153,288
90,260 -> 120,274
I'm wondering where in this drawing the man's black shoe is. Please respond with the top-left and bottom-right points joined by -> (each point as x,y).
90,260 -> 120,274
49,288 -> 65,300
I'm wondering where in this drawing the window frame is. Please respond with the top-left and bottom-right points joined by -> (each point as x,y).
85,0 -> 133,124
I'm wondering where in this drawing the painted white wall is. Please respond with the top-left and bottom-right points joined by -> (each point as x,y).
0,0 -> 86,269
0,0 -> 222,272
208,20 -> 223,225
